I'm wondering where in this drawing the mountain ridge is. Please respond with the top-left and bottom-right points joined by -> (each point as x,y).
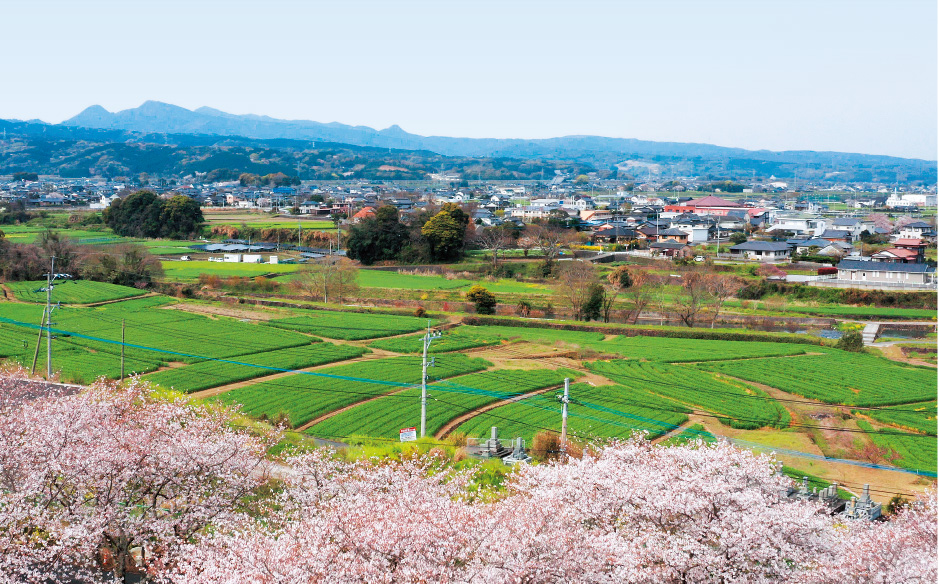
61,101 -> 933,167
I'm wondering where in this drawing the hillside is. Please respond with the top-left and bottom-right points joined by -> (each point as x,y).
0,119 -> 594,181
54,101 -> 936,182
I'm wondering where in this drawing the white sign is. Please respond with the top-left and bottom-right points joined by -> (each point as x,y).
399,427 -> 417,442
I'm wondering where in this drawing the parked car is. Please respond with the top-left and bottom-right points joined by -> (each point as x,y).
180,255 -> 192,261
694,255 -> 705,262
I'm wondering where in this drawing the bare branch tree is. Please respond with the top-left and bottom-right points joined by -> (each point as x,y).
706,274 -> 745,328
473,226 -> 513,270
675,272 -> 710,328
555,261 -> 597,321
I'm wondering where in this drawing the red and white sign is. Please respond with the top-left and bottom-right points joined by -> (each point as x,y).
399,427 -> 417,442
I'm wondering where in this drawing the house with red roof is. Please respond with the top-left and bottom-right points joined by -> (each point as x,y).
351,206 -> 377,223
664,195 -> 742,217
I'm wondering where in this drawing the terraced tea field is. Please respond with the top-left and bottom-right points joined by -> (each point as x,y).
858,401 -> 937,436
700,349 -> 938,406
460,325 -> 814,362
455,383 -> 691,443
588,360 -> 790,429
211,353 -> 491,428
367,329 -> 501,353
6,280 -> 148,304
307,368 -> 578,440
265,311 -> 434,340
143,342 -> 366,393
856,420 -> 937,474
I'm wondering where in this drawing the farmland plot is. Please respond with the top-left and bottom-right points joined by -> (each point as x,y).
143,342 -> 366,393
212,353 -> 491,428
455,383 -> 691,443
855,420 -> 937,474
6,280 -> 147,304
858,401 -> 937,436
461,325 -> 810,362
307,368 -> 577,440
265,311 -> 434,340
589,360 -> 791,429
700,350 -> 938,406
367,329 -> 501,354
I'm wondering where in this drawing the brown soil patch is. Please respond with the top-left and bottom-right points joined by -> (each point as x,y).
877,344 -> 937,368
163,302 -> 279,321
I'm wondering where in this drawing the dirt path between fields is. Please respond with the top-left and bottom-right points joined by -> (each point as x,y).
873,344 -> 937,368
0,284 -> 23,302
80,292 -> 160,307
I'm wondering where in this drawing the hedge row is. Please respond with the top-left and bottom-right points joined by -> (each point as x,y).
738,281 -> 938,309
460,316 -> 826,346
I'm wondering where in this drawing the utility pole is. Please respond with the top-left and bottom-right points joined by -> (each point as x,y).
419,323 -> 442,438
30,310 -> 45,374
557,378 -> 570,458
45,256 -> 55,379
120,319 -> 126,382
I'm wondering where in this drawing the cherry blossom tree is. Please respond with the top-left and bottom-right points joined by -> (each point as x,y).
0,372 -> 274,583
2,366 -> 934,584
174,440 -> 844,584
807,490 -> 937,584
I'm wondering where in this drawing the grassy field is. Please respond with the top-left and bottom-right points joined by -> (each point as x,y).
726,300 -> 937,320
700,349 -> 938,406
211,353 -> 491,428
306,368 -> 577,440
455,382 -> 691,443
143,342 -> 366,393
161,260 -> 301,281
356,270 -> 554,295
6,280 -> 148,304
265,311 -> 434,340
357,270 -> 471,290
588,360 -> 791,429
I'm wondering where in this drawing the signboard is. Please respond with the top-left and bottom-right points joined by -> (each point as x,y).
399,427 -> 417,442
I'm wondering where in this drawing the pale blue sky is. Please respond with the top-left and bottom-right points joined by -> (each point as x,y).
2,0 -> 936,159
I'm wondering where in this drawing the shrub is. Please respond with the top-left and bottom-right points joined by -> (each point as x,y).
414,307 -> 427,318
466,285 -> 497,315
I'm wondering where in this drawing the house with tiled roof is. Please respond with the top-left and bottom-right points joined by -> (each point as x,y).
664,195 -> 742,216
351,206 -> 377,223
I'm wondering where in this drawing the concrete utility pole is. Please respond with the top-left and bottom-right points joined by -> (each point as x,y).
419,323 -> 442,438
557,378 -> 571,457
120,319 -> 126,382
45,256 -> 55,379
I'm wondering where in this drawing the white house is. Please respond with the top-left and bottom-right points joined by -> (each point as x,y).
766,214 -> 826,237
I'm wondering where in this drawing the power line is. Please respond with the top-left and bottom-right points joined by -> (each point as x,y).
1,317 -> 935,477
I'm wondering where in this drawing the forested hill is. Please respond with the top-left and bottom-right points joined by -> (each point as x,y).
54,101 -> 936,183
1,109 -> 936,184
0,119 -> 595,181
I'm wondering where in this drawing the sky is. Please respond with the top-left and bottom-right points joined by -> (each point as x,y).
2,0 -> 936,160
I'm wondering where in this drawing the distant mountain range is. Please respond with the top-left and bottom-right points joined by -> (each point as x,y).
0,101 -> 934,184
61,102 -> 934,174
